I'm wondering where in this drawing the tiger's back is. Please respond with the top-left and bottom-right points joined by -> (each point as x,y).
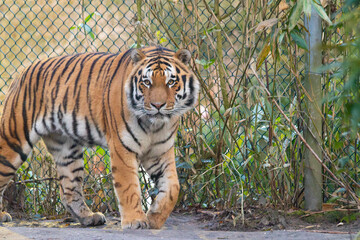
0,46 -> 199,229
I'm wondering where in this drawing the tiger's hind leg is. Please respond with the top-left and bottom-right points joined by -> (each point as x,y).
0,138 -> 34,222
43,135 -> 106,226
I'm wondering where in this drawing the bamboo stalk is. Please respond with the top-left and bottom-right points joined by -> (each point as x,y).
249,64 -> 360,206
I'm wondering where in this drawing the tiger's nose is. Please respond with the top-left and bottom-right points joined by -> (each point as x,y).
151,102 -> 166,110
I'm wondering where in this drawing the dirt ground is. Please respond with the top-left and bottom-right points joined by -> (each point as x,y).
0,207 -> 359,239
181,207 -> 360,233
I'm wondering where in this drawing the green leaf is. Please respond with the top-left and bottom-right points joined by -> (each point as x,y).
311,0 -> 332,25
256,44 -> 271,70
195,58 -> 215,69
89,31 -> 95,40
129,43 -> 137,48
84,12 -> 101,23
288,0 -> 304,31
84,12 -> 95,23
278,32 -> 285,44
204,59 -> 215,69
203,25 -> 216,35
303,0 -> 311,17
290,31 -> 309,50
338,156 -> 349,168
70,26 -> 77,30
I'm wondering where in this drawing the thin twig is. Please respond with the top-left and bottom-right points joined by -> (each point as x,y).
15,177 -> 58,184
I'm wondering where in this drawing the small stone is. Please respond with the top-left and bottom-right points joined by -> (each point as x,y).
337,222 -> 344,227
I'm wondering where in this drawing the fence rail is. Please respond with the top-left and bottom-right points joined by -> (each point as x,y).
0,0 -> 358,218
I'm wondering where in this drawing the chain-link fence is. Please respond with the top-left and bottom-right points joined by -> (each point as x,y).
0,0 -> 358,219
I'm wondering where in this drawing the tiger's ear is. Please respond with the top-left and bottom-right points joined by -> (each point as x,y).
174,49 -> 191,65
130,48 -> 146,64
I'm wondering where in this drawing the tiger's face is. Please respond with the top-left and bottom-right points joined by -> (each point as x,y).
127,48 -> 199,122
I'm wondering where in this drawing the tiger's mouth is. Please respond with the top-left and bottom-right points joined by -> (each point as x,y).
145,111 -> 172,121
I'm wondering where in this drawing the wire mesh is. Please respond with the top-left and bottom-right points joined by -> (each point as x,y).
0,0 -> 358,218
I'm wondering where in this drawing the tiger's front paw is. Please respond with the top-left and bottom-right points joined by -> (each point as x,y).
147,211 -> 167,229
0,211 -> 12,222
122,215 -> 149,229
81,212 -> 106,226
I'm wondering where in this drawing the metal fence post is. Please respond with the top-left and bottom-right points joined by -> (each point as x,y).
304,7 -> 323,211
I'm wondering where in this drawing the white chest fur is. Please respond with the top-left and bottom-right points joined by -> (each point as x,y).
122,115 -> 178,161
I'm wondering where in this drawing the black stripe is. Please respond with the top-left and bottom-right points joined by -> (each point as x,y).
37,58 -> 61,127
188,76 -> 194,95
9,93 -> 20,141
72,111 -> 79,140
31,60 -> 48,125
72,55 -> 90,97
86,54 -> 110,118
174,63 -> 188,73
56,159 -> 76,167
185,97 -> 195,107
181,75 -> 187,93
49,56 -> 69,85
0,155 -> 17,171
0,171 -> 15,177
27,60 -> 42,110
65,55 -> 84,84
2,136 -> 27,162
72,167 -> 84,173
70,176 -> 82,183
84,117 -> 94,144
122,114 -> 141,147
58,175 -> 68,181
21,84 -> 33,148
50,87 -> 58,130
114,50 -> 142,147
103,50 -> 132,136
119,137 -> 138,155
152,123 -> 165,133
146,158 -> 161,172
62,88 -> 69,112
154,126 -> 178,145
64,149 -> 83,160
129,76 -> 137,109
0,183 -> 8,190
42,105 -> 51,133
150,166 -> 164,185
137,118 -> 147,133
65,187 -> 76,192
60,54 -> 81,77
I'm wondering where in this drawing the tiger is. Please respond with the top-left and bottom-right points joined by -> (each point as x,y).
0,46 -> 199,229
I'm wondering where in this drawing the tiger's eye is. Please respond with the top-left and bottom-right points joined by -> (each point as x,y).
167,80 -> 175,86
144,80 -> 151,86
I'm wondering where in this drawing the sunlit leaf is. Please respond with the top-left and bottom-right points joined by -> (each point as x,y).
195,58 -> 215,69
311,0 -> 332,25
256,44 -> 271,70
290,30 -> 309,50
303,0 -> 312,17
289,0 -> 304,31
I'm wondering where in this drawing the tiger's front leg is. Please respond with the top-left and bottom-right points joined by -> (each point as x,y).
109,142 -> 148,229
142,147 -> 180,229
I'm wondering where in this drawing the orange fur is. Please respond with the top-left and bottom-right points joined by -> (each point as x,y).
0,46 -> 199,229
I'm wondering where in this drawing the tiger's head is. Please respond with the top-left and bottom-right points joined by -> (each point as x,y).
126,47 -> 200,122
